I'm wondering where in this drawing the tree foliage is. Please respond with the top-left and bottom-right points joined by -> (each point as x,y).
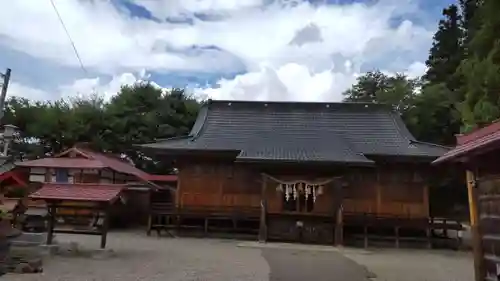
2,83 -> 202,173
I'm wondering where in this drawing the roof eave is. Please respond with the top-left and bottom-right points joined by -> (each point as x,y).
235,158 -> 375,166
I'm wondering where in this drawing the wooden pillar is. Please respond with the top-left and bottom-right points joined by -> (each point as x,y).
335,180 -> 344,246
395,226 -> 400,248
175,170 -> 181,208
376,184 -> 382,215
46,204 -> 56,245
466,170 -> 484,281
258,175 -> 268,243
100,204 -> 110,249
146,214 -> 152,236
423,185 -> 429,218
335,204 -> 343,246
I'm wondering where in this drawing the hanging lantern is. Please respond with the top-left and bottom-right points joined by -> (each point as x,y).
292,184 -> 298,200
285,184 -> 290,202
312,185 -> 317,202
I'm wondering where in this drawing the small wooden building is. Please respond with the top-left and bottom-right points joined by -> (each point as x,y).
16,145 -> 170,226
433,120 -> 500,281
141,100 -> 449,245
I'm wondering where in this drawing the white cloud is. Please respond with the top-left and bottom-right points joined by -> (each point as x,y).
195,60 -> 424,102
8,73 -> 143,102
7,83 -> 50,101
1,0 -> 436,102
133,0 -> 265,19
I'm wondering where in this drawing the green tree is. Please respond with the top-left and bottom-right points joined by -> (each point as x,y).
343,71 -> 390,103
2,84 -> 201,174
424,4 -> 463,92
416,4 -> 464,145
457,0 -> 500,131
104,83 -> 201,172
342,71 -> 429,139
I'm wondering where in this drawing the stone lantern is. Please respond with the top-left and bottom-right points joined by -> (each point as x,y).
0,124 -> 18,157
0,124 -> 21,275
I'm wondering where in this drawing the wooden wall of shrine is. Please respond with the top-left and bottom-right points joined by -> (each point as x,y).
176,162 -> 261,208
343,166 -> 429,218
176,161 -> 430,219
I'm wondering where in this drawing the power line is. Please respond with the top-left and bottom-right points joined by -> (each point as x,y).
49,0 -> 88,76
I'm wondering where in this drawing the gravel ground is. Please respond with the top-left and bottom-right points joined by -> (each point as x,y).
3,232 -> 473,281
3,231 -> 269,281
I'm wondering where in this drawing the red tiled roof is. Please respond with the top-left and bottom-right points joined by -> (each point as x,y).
29,183 -> 124,202
456,119 -> 500,145
433,120 -> 500,164
145,174 -> 177,182
75,147 -> 152,182
16,158 -> 107,169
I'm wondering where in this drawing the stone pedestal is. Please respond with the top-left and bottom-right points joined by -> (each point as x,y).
0,221 -> 22,275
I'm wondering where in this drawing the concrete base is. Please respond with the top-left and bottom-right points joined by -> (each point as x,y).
38,244 -> 59,257
52,241 -> 116,259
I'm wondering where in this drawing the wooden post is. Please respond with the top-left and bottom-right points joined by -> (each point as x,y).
395,226 -> 400,248
100,204 -> 110,249
466,170 -> 484,281
376,184 -> 382,215
146,214 -> 152,236
46,205 -> 56,245
335,205 -> 343,246
333,180 -> 344,246
258,175 -> 268,243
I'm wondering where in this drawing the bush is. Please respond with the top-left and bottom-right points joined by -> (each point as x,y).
4,186 -> 28,198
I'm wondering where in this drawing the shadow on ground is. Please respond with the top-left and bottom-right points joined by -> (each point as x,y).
261,248 -> 372,281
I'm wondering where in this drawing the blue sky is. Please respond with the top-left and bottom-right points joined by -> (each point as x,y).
0,0 -> 456,102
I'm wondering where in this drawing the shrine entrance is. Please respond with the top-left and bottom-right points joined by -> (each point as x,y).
259,174 -> 343,245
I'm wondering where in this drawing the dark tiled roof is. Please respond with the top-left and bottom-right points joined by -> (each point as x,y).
142,100 -> 448,163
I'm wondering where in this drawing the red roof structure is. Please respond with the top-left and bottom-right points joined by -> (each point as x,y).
16,144 -> 175,191
73,147 -> 152,183
16,158 -> 106,169
433,120 -> 500,164
29,183 -> 124,202
0,170 -> 28,187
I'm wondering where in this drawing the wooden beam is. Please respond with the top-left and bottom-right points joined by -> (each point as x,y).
466,170 -> 485,281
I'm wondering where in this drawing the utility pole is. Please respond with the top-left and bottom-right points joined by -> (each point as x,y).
0,68 -> 11,123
